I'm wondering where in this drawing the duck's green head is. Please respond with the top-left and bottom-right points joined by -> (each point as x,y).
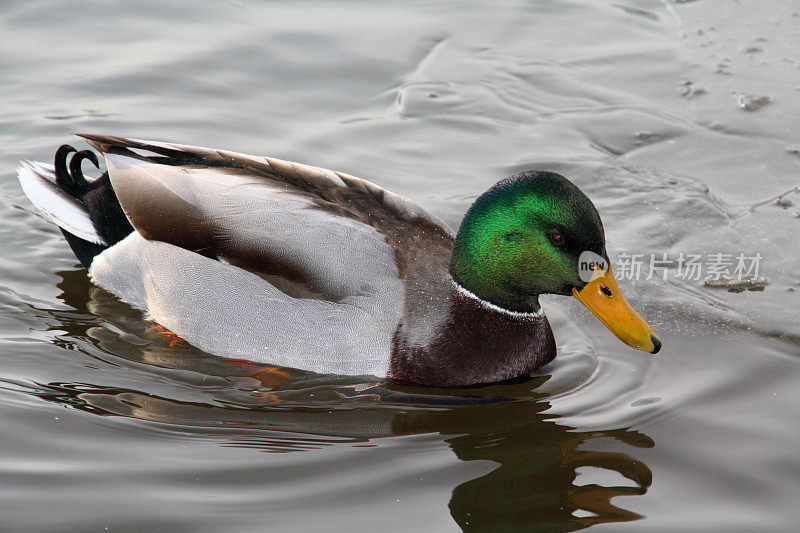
450,171 -> 661,354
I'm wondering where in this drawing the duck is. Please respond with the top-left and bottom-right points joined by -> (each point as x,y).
17,134 -> 661,386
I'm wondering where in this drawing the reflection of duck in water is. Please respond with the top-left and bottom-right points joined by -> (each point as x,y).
19,135 -> 660,386
36,375 -> 652,530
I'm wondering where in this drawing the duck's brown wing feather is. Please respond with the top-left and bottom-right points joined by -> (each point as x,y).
78,135 -> 452,236
78,134 -> 454,301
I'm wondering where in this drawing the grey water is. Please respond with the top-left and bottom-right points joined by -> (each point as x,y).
1,0 -> 799,531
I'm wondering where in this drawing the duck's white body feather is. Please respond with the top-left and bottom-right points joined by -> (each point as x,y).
90,232 -> 401,376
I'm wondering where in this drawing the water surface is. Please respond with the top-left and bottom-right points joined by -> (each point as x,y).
1,0 -> 799,531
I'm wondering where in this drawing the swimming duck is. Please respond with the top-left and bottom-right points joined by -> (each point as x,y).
18,135 -> 660,386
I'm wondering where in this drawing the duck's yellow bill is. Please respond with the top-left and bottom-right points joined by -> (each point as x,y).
572,266 -> 661,353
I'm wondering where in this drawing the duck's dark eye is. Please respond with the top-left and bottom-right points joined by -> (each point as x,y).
547,232 -> 566,247
505,232 -> 521,242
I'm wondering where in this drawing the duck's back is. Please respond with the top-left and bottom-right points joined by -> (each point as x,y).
41,135 -> 457,376
81,135 -> 455,298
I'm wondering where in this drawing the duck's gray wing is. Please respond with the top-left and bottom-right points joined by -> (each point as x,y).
78,134 -> 455,302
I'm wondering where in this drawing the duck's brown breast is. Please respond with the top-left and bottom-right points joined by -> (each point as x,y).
388,284 -> 556,386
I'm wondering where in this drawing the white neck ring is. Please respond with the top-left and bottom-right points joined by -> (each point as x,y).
451,279 -> 545,319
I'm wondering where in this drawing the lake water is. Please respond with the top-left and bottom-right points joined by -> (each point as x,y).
1,0 -> 799,531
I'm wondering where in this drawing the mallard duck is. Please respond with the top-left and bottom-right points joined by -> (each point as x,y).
17,135 -> 660,386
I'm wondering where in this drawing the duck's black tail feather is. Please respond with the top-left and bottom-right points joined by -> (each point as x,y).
17,145 -> 134,268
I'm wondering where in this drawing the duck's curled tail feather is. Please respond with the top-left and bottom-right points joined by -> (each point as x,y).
17,145 -> 134,267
